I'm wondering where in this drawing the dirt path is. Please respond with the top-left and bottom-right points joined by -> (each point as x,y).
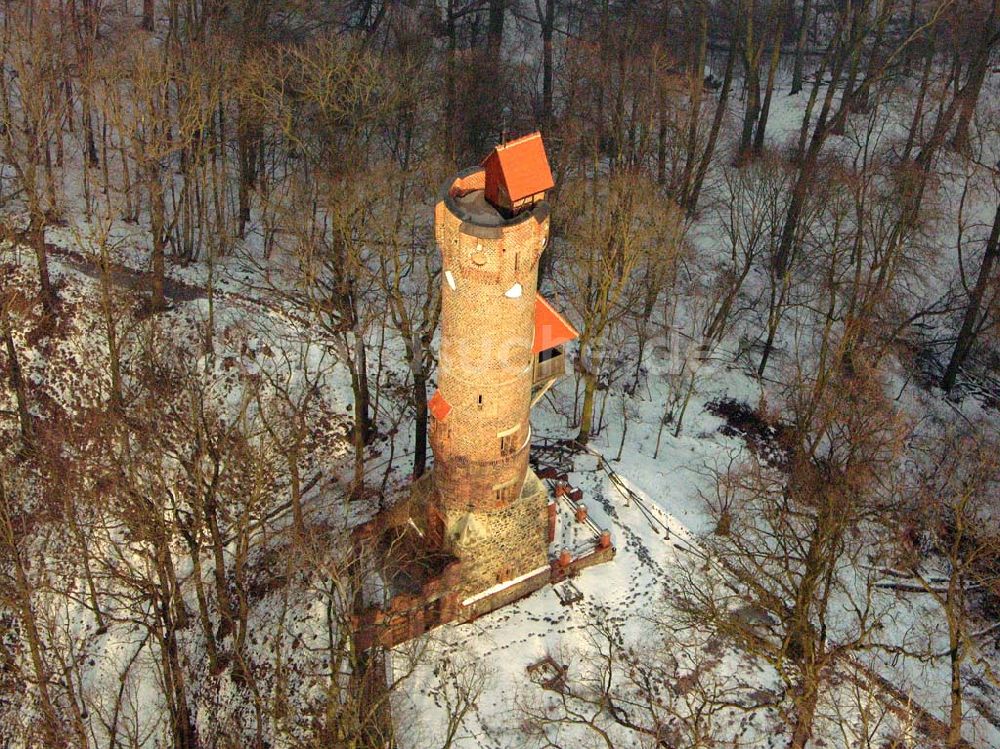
50,243 -> 207,302
1,222 -> 209,304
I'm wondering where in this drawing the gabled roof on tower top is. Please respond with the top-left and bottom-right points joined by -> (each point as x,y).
482,131 -> 555,204
533,294 -> 579,354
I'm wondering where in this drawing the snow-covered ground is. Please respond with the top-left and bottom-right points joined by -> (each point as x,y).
391,344 -> 1000,748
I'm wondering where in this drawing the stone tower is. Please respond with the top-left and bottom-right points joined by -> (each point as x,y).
425,133 -> 568,601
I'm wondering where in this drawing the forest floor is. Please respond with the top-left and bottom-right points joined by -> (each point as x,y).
2,203 -> 998,749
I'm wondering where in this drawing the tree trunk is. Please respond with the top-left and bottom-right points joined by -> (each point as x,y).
98,250 -> 124,409
154,553 -> 196,749
902,38 -> 935,161
916,5 -> 999,171
236,109 -> 259,238
540,0 -> 555,127
753,10 -> 787,154
941,202 -> 1000,391
678,2 -> 707,192
705,260 -> 753,343
205,490 -> 236,642
1,306 -> 34,446
488,0 -> 505,54
686,26 -> 737,215
758,292 -> 782,375
412,369 -> 429,478
790,0 -> 812,94
148,164 -> 167,312
349,355 -> 368,499
0,479 -> 65,747
142,0 -> 154,30
354,326 -> 372,444
577,369 -> 597,444
951,48 -> 989,155
288,443 -> 305,536
830,35 -> 862,135
445,1 -> 457,154
738,69 -> 761,160
183,532 -> 222,673
787,677 -> 819,749
947,621 -> 964,749
847,2 -> 891,120
758,173 -> 807,375
29,211 -> 57,316
737,3 -> 762,161
759,27 -> 853,371
82,91 -> 99,167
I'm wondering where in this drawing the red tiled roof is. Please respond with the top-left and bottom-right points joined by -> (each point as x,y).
428,390 -> 452,421
533,294 -> 579,354
482,132 -> 555,203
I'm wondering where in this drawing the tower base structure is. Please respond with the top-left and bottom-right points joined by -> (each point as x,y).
437,467 -> 549,602
351,468 -> 615,651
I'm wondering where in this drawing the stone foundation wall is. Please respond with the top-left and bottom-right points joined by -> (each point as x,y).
458,542 -> 617,622
443,469 -> 550,598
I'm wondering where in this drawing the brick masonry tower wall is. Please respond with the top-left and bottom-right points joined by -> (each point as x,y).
429,166 -> 551,597
431,168 -> 549,512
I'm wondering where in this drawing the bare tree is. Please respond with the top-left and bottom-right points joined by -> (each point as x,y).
703,156 -> 789,348
675,362 -> 906,748
790,0 -> 813,94
941,199 -> 1000,392
0,1 -> 67,315
897,423 -> 1000,748
518,617 -> 763,747
556,170 -> 684,444
0,468 -> 69,747
758,0 -> 951,373
0,288 -> 34,448
366,161 -> 443,479
240,37 -> 394,497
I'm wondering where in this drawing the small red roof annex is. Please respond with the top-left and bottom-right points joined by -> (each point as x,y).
428,390 -> 452,421
482,131 -> 555,206
533,294 -> 579,354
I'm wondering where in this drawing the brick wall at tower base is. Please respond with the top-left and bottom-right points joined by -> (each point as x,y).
462,543 -> 617,620
353,541 -> 618,649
